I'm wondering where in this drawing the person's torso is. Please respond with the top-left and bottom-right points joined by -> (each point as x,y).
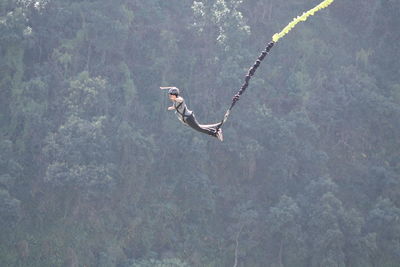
174,97 -> 192,122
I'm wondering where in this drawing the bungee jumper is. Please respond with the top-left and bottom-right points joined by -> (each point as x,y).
162,0 -> 334,141
161,87 -> 224,141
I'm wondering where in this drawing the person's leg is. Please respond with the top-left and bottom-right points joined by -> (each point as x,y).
199,122 -> 223,129
185,114 -> 219,137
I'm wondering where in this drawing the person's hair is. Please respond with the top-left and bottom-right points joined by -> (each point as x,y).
168,87 -> 180,96
169,93 -> 178,96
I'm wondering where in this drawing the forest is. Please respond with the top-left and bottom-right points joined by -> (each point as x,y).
1,0 -> 399,266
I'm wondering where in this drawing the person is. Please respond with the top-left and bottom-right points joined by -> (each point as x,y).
163,87 -> 223,141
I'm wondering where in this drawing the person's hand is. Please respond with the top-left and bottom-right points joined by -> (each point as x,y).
168,106 -> 175,111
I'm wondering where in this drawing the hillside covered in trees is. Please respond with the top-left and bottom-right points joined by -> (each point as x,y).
1,0 -> 399,266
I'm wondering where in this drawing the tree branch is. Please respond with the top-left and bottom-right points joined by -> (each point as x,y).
233,225 -> 244,267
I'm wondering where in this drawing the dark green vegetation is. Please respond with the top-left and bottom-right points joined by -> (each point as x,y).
1,0 -> 399,266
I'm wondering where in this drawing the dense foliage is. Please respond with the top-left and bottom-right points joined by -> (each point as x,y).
1,0 -> 399,266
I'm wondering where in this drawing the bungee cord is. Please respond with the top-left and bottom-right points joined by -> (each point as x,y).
216,0 -> 335,130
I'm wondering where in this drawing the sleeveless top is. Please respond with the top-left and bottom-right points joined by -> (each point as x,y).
173,96 -> 193,123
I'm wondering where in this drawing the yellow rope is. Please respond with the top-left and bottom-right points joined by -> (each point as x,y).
272,0 -> 335,42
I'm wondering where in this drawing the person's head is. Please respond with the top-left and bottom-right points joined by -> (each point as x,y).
168,87 -> 179,100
